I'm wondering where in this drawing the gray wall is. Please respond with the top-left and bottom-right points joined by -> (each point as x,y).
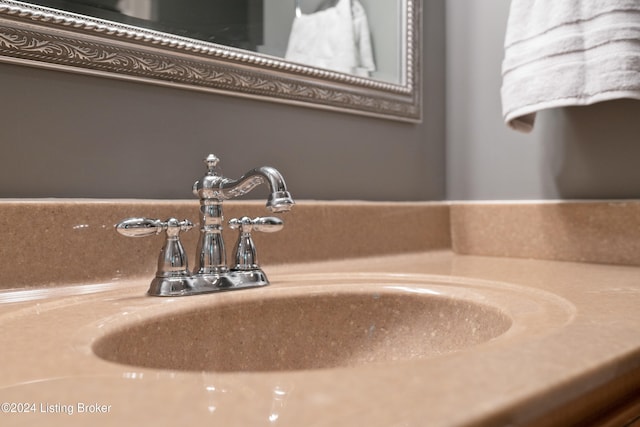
6,1 -> 635,202
0,1 -> 445,201
446,0 -> 640,200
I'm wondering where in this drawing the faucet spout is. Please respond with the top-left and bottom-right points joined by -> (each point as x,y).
194,160 -> 295,212
191,154 -> 294,280
220,167 -> 295,213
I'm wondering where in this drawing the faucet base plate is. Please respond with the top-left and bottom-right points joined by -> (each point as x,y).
148,270 -> 270,297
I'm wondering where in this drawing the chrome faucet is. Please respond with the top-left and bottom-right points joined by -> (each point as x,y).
115,154 -> 294,296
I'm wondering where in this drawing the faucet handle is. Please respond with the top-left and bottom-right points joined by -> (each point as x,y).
116,218 -> 195,296
229,216 -> 284,233
116,217 -> 193,238
228,216 -> 283,271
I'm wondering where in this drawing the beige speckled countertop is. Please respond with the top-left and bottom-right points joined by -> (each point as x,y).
1,200 -> 640,426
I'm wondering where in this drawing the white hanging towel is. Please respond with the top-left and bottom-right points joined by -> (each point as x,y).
285,0 -> 375,77
501,0 -> 640,132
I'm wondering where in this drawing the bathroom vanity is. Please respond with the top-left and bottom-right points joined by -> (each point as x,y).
1,199 -> 639,426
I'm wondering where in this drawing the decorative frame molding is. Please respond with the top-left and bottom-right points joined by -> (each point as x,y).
0,0 -> 421,122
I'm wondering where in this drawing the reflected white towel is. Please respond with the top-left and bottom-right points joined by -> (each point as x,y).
501,0 -> 640,132
285,0 -> 375,77
117,0 -> 152,19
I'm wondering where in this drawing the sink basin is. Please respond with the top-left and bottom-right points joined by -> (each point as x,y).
92,274 -> 573,373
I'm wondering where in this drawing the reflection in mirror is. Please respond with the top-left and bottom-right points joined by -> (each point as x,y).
0,0 -> 420,121
25,0 -> 404,84
266,0 -> 403,84
26,0 -> 265,50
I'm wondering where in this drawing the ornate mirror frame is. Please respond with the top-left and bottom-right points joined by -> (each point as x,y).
0,0 -> 421,122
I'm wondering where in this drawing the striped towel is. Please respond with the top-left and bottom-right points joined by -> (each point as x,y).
501,0 -> 640,132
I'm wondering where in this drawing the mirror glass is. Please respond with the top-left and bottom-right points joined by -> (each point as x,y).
25,0 -> 405,85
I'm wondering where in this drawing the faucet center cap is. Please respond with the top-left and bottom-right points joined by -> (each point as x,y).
193,154 -> 223,199
205,154 -> 220,175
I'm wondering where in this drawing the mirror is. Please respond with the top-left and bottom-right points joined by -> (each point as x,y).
0,0 -> 420,121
